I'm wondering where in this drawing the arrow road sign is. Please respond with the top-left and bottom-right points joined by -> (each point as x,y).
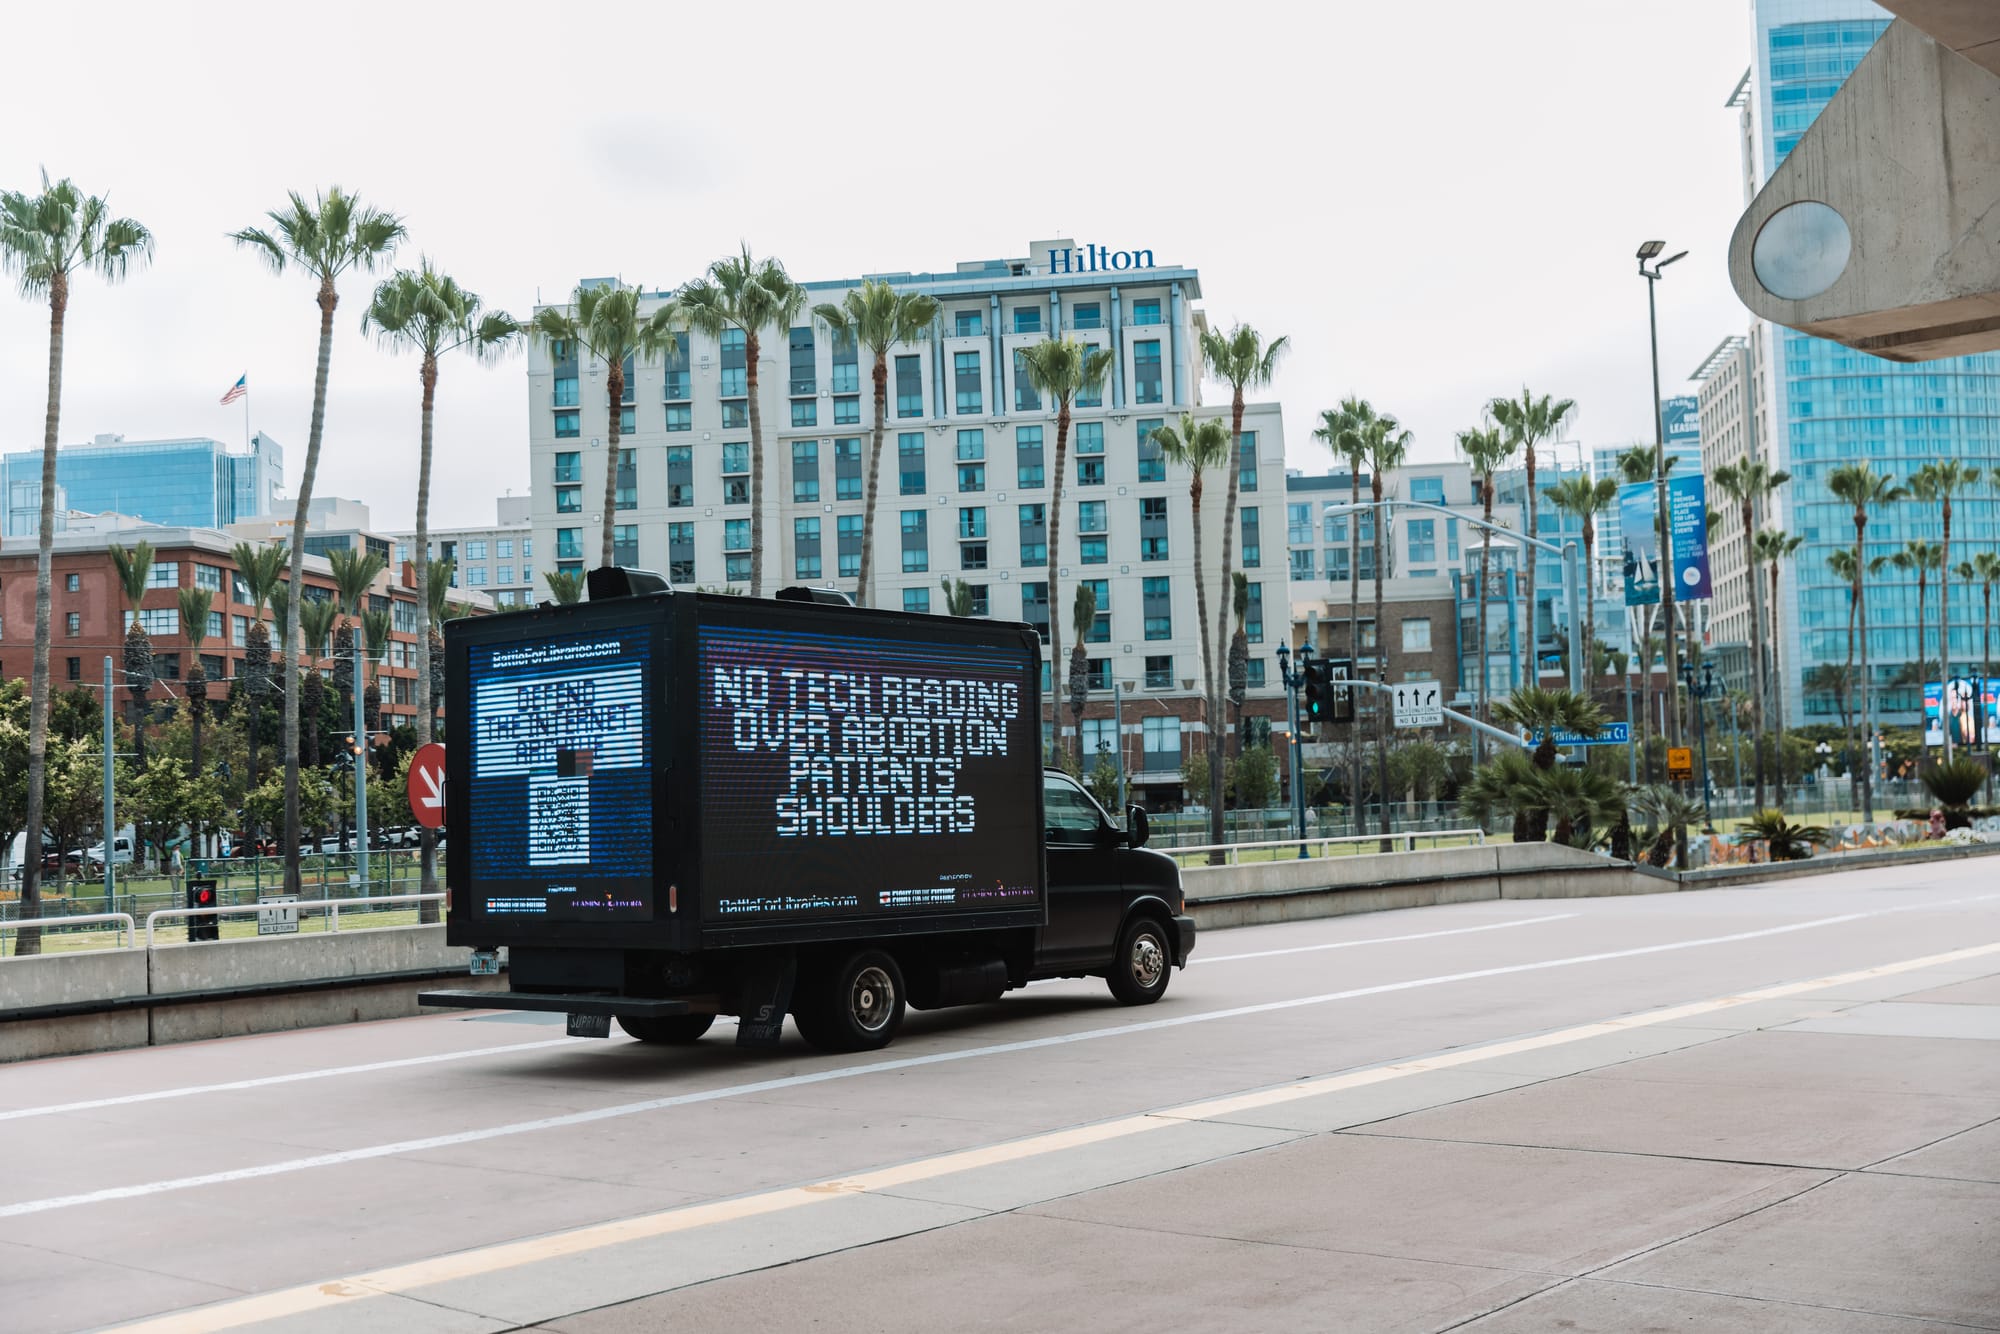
408,742 -> 447,829
1392,681 -> 1443,729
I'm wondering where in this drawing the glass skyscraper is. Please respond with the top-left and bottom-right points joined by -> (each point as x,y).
1749,1 -> 2000,725
1,433 -> 282,537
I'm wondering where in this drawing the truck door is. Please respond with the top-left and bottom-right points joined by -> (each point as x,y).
1039,773 -> 1126,970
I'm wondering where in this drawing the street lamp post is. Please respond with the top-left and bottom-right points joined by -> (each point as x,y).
1680,659 -> 1717,818
102,655 -> 115,914
1273,641 -> 1312,858
1624,656 -> 1638,785
1639,240 -> 1688,749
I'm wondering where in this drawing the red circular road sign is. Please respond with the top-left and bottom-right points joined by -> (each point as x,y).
408,743 -> 447,829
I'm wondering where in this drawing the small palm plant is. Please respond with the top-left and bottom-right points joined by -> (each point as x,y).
938,576 -> 976,617
1921,757 -> 1988,828
1631,784 -> 1705,870
1735,809 -> 1831,861
543,569 -> 585,605
1493,686 -> 1608,771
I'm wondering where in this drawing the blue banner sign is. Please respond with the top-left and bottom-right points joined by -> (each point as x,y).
1667,473 -> 1713,601
1619,476 -> 1712,605
1532,722 -> 1631,746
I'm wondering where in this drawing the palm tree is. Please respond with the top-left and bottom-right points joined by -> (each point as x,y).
231,540 -> 288,841
1827,465 -> 1903,821
361,609 -> 391,734
1910,461 -> 1982,761
812,279 -> 940,607
1366,413 -> 1414,840
676,247 -> 807,599
938,576 -> 976,617
1890,539 -> 1944,717
1315,398 -> 1379,835
1825,547 -> 1879,799
1545,474 -> 1618,706
1753,528 -> 1805,794
1487,389 -> 1576,681
1068,585 -> 1098,763
1712,458 -> 1791,808
233,187 -> 404,897
1456,425 -> 1515,741
1492,685 -> 1609,841
108,539 -> 158,769
543,570 -> 585,605
297,598 -> 340,771
426,558 -> 457,732
327,546 -> 387,727
1971,552 -> 2000,705
1150,413 -> 1232,745
1228,572 -> 1252,754
177,585 -> 214,779
363,264 -> 517,912
1018,337 -> 1116,771
526,280 -> 677,570
0,173 -> 152,948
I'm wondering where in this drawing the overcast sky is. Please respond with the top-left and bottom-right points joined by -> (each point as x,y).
0,0 -> 1757,533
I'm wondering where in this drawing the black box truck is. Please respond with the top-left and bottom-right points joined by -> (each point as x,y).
420,569 -> 1195,1052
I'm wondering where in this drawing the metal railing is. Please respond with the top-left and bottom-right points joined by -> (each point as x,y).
1167,828 -> 1487,866
0,912 -> 136,953
145,893 -> 445,948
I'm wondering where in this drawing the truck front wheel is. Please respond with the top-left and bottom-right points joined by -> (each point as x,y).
1107,916 -> 1172,1006
794,950 -> 906,1052
617,1013 -> 716,1044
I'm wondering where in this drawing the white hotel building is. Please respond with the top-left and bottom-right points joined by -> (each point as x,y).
524,239 -> 1289,784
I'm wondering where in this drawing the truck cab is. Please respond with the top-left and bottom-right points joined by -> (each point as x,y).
1036,768 -> 1193,998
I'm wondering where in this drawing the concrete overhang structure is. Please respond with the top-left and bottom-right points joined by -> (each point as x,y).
1728,3 -> 2000,362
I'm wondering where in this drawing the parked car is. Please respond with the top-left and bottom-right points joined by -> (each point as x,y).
84,836 -> 134,871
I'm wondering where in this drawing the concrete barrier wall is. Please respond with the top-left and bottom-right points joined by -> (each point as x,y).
0,949 -> 151,1062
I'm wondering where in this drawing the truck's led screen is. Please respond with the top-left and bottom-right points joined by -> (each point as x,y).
697,625 -> 1042,922
467,628 -> 653,920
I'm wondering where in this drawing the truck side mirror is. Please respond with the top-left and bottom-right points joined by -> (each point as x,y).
1126,806 -> 1149,849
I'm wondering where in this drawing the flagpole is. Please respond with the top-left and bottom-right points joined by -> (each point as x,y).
243,377 -> 250,454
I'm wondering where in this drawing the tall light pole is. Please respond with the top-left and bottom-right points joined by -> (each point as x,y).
1639,241 -> 1687,753
102,655 -> 115,914
1274,641 -> 1311,858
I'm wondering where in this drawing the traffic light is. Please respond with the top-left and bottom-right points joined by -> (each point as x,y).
187,881 -> 219,942
1303,658 -> 1331,727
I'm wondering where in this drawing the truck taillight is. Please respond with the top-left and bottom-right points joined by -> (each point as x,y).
669,884 -> 678,914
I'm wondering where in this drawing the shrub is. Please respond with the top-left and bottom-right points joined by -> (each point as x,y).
1735,808 -> 1831,861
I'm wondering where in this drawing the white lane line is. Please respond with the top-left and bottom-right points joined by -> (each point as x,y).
1193,912 -> 1578,965
102,935 -> 2000,1334
7,892 -> 1992,1222
0,1038 -> 582,1124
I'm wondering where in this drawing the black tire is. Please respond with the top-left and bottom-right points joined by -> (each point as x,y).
1106,916 -> 1173,1006
792,950 -> 906,1052
616,1013 -> 716,1044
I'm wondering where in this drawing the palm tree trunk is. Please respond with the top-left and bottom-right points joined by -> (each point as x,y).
1844,582 -> 1858,819
1372,474 -> 1390,849
1211,389 -> 1247,852
600,362 -> 624,569
746,331 -> 765,599
1855,512 -> 1874,822
1188,470 -> 1211,806
283,279 -> 339,898
1348,467 -> 1362,836
1940,497 -> 1954,761
1524,449 -> 1539,680
1047,403 -> 1070,769
416,353 -> 440,920
1916,571 -> 1929,748
1581,515 -> 1598,705
1770,561 -> 1788,804
1474,475 -> 1493,771
1743,497 -> 1766,809
17,274 -> 69,954
856,354 -> 889,607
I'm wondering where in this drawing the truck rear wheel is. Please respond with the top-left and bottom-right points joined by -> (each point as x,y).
1107,916 -> 1172,1006
617,1013 -> 716,1044
793,950 -> 906,1052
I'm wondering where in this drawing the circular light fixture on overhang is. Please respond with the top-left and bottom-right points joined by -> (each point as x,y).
1752,201 -> 1851,301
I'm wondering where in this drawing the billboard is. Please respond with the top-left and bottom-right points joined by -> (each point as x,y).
695,624 -> 1042,924
466,627 -> 655,921
1662,396 -> 1701,454
1619,474 -> 1712,605
1924,677 -> 1999,747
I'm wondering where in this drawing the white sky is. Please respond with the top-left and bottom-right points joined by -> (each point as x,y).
0,0 -> 1756,533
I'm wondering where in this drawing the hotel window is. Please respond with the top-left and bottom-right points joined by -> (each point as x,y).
152,652 -> 180,680
1013,348 -> 1041,412
1402,618 -> 1432,653
1012,307 -> 1041,334
66,656 -> 80,681
1242,508 -> 1261,567
618,406 -> 637,434
556,486 -> 582,513
1081,579 -> 1110,642
1411,476 -> 1445,505
1133,341 -> 1162,404
1142,715 -> 1179,768
65,611 -> 80,637
66,573 -> 80,592
1144,655 -> 1172,689
901,510 -> 929,573
967,584 -> 990,616
615,456 -> 637,510
1238,431 -> 1259,491
497,539 -> 513,559
1077,346 -> 1104,408
793,440 -> 820,503
834,438 -> 862,500
1288,503 -> 1313,546
554,411 -> 580,438
899,432 -> 926,495
1135,418 -> 1165,481
1245,583 -> 1264,642
1447,518 -> 1459,562
791,399 -> 817,428
954,309 -> 983,336
1407,518 -> 1436,564
195,564 -> 224,592
1072,302 -> 1102,331
720,400 -> 748,430
1016,426 -> 1045,488
662,339 -> 690,400
719,328 -> 747,396
830,328 -> 860,393
618,354 -> 636,405
1140,497 -> 1169,560
612,526 -> 638,567
232,615 -> 249,647
789,326 -> 815,396
904,587 -> 931,614
959,506 -> 988,570
833,396 -> 860,425
553,374 -> 579,407
1078,500 -> 1107,564
497,566 -> 513,585
466,566 -> 489,587
837,514 -> 863,578
1142,577 -> 1172,640
128,608 -> 179,636
954,351 -> 982,414
1076,421 -> 1104,486
665,404 -> 692,432
795,517 -> 822,580
395,542 -> 408,565
668,446 -> 694,507
1019,504 -> 1048,564
206,609 -> 224,640
1130,299 -> 1161,327
895,354 -> 923,417
724,519 -> 750,551
147,561 -> 179,589
669,522 -> 695,583
1021,581 -> 1049,642
1290,549 -> 1314,580
554,451 -> 581,483
523,538 -> 532,558
956,430 -> 985,492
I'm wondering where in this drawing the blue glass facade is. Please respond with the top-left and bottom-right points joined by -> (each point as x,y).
1,435 -> 279,536
1755,5 -> 2000,723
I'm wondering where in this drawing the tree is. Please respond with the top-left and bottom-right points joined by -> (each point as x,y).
121,757 -> 224,875
1182,750 -> 1210,813
0,713 -> 28,887
327,545 -> 387,723
297,598 -> 339,770
1487,389 -> 1576,685
1890,539 -> 1944,726
177,586 -> 214,846
1,171 -> 151,948
1201,326 -> 1287,830
1230,745 -> 1279,811
1546,474 -> 1618,705
231,540 -> 287,830
1910,461 -> 1982,761
1086,751 -> 1121,811
811,279 -> 940,607
938,577 -> 975,617
1971,552 -> 2000,720
1315,398 -> 1381,835
1712,457 -> 1790,808
427,557 -> 459,721
1461,749 -> 1539,844
1067,585 -> 1098,763
676,247 -> 806,599
1631,784 -> 1704,870
108,539 -> 158,770
1535,765 -> 1626,848
1752,527 -> 1805,796
1228,573 -> 1251,752
243,769 -> 338,848
1827,464 -> 1906,822
1150,412 -> 1232,746
40,737 -> 109,893
1494,685 -> 1608,774
543,569 -> 584,604
1018,336 -> 1116,780
525,279 -> 676,567
1366,413 -> 1413,841
1455,424 -> 1515,742
234,187 -> 404,899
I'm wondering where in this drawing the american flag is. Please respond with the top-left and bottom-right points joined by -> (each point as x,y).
220,374 -> 247,406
